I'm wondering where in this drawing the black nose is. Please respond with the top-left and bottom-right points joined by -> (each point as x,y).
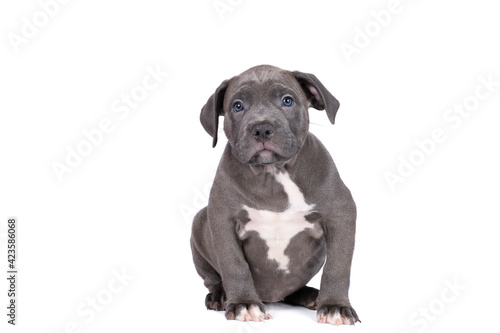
251,123 -> 275,142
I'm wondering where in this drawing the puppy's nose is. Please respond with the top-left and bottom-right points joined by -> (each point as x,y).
251,123 -> 275,142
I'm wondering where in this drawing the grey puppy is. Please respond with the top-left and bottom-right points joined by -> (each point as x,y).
191,65 -> 359,325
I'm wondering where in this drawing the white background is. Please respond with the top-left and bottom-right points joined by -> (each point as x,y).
1,0 -> 499,332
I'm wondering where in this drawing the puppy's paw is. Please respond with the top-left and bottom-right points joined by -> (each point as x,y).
225,303 -> 271,322
283,286 -> 319,310
205,284 -> 226,311
317,305 -> 360,325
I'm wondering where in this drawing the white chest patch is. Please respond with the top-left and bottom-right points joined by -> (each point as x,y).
239,170 -> 317,273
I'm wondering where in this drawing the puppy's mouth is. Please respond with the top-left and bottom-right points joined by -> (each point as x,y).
247,143 -> 286,165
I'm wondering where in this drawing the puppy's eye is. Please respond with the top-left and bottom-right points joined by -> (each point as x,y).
233,101 -> 244,112
282,96 -> 294,107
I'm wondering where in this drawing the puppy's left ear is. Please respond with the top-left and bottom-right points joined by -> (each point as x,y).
200,80 -> 228,147
292,71 -> 340,124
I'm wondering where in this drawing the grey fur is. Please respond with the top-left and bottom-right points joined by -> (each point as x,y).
191,65 -> 359,324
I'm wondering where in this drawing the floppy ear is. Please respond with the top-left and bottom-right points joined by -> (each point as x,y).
200,80 -> 228,147
292,71 -> 340,124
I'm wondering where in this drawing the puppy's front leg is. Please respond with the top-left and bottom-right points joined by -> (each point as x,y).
317,186 -> 360,325
209,212 -> 271,322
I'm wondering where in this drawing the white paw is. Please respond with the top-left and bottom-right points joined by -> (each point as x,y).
226,303 -> 272,322
317,305 -> 360,325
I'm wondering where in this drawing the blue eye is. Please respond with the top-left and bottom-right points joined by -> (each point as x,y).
233,101 -> 244,112
282,96 -> 294,107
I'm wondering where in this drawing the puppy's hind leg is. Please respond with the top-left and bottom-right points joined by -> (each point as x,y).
283,286 -> 319,310
191,207 -> 226,311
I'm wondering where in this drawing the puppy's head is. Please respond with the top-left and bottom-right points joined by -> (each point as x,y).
200,65 -> 339,165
